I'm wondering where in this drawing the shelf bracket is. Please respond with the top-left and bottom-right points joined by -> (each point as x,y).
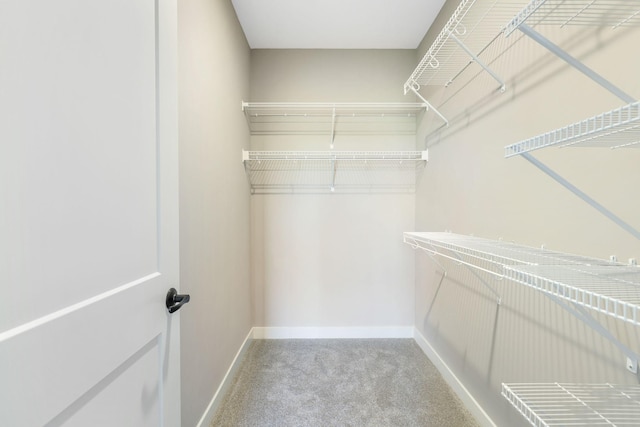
521,152 -> 640,241
330,106 -> 336,149
547,294 -> 639,378
446,31 -> 506,93
517,24 -> 636,104
452,251 -> 502,305
330,156 -> 336,192
405,83 -> 449,126
406,237 -> 502,305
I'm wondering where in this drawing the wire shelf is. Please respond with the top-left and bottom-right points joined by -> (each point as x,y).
505,264 -> 640,325
243,150 -> 428,194
404,232 -> 640,325
505,102 -> 640,156
502,383 -> 640,426
241,102 -> 428,135
404,0 -> 519,90
506,0 -> 640,36
403,0 -> 529,126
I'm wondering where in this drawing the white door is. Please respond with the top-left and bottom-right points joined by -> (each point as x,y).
0,0 -> 181,426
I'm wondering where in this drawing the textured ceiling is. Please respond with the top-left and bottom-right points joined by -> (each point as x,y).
231,0 -> 447,49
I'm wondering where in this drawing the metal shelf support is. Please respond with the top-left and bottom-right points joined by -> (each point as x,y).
330,107 -> 336,149
548,294 -> 639,377
517,24 -> 635,104
405,84 -> 449,126
521,152 -> 640,241
405,235 -> 502,304
446,30 -> 506,93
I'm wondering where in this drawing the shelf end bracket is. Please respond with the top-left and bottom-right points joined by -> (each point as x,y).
405,83 -> 449,126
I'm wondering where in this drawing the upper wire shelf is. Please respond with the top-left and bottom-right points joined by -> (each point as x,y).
243,150 -> 428,194
408,0 -> 640,130
404,0 -> 526,125
502,383 -> 640,426
241,102 -> 428,135
404,232 -> 640,325
505,101 -> 640,156
404,0 -> 514,91
505,0 -> 640,36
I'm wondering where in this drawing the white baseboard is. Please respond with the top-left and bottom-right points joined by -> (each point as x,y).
413,328 -> 496,427
253,326 -> 414,339
196,328 -> 254,427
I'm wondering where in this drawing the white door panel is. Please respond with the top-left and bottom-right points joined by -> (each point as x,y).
1,0 -> 159,332
1,276 -> 162,425
0,0 -> 180,425
52,336 -> 162,427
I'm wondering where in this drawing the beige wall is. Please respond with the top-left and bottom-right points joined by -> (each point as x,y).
176,2 -> 640,424
250,50 -> 417,330
178,1 -> 251,426
413,1 -> 640,425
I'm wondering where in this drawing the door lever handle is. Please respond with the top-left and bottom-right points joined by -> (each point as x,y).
166,288 -> 190,313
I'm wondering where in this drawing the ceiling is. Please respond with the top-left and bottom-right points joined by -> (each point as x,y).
231,0 -> 447,49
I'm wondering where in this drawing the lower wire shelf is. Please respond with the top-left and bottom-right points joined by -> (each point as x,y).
243,150 -> 428,194
502,383 -> 640,426
403,232 -> 640,326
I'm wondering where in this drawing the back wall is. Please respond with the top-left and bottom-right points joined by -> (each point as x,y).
250,50 -> 418,332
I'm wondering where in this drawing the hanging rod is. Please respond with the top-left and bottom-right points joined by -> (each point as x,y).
241,102 -> 428,116
242,102 -> 429,136
243,150 -> 428,162
243,150 -> 428,195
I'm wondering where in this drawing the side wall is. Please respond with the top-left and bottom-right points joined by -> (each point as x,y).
178,1 -> 252,426
413,1 -> 640,426
250,50 -> 416,332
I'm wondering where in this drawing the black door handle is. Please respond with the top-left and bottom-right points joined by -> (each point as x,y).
166,288 -> 190,313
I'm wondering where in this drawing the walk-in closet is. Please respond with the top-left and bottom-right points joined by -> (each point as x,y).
3,0 -> 639,425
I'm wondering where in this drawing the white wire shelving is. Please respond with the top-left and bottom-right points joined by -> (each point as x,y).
241,102 -> 428,136
405,0 -> 504,90
504,0 -> 640,157
501,0 -> 640,243
502,383 -> 640,426
505,101 -> 640,156
403,232 -> 640,326
404,0 -> 525,125
505,0 -> 640,36
505,263 -> 640,326
243,150 -> 428,194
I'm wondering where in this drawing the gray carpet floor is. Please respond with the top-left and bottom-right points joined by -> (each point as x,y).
211,339 -> 480,427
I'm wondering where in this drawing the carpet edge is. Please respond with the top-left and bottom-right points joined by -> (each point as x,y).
413,328 -> 497,427
196,328 -> 255,427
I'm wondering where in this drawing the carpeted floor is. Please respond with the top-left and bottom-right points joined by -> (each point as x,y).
211,339 -> 480,427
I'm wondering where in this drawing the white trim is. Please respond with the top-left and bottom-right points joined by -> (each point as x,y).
252,326 -> 414,339
413,328 -> 496,427
0,273 -> 160,344
196,328 -> 254,427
